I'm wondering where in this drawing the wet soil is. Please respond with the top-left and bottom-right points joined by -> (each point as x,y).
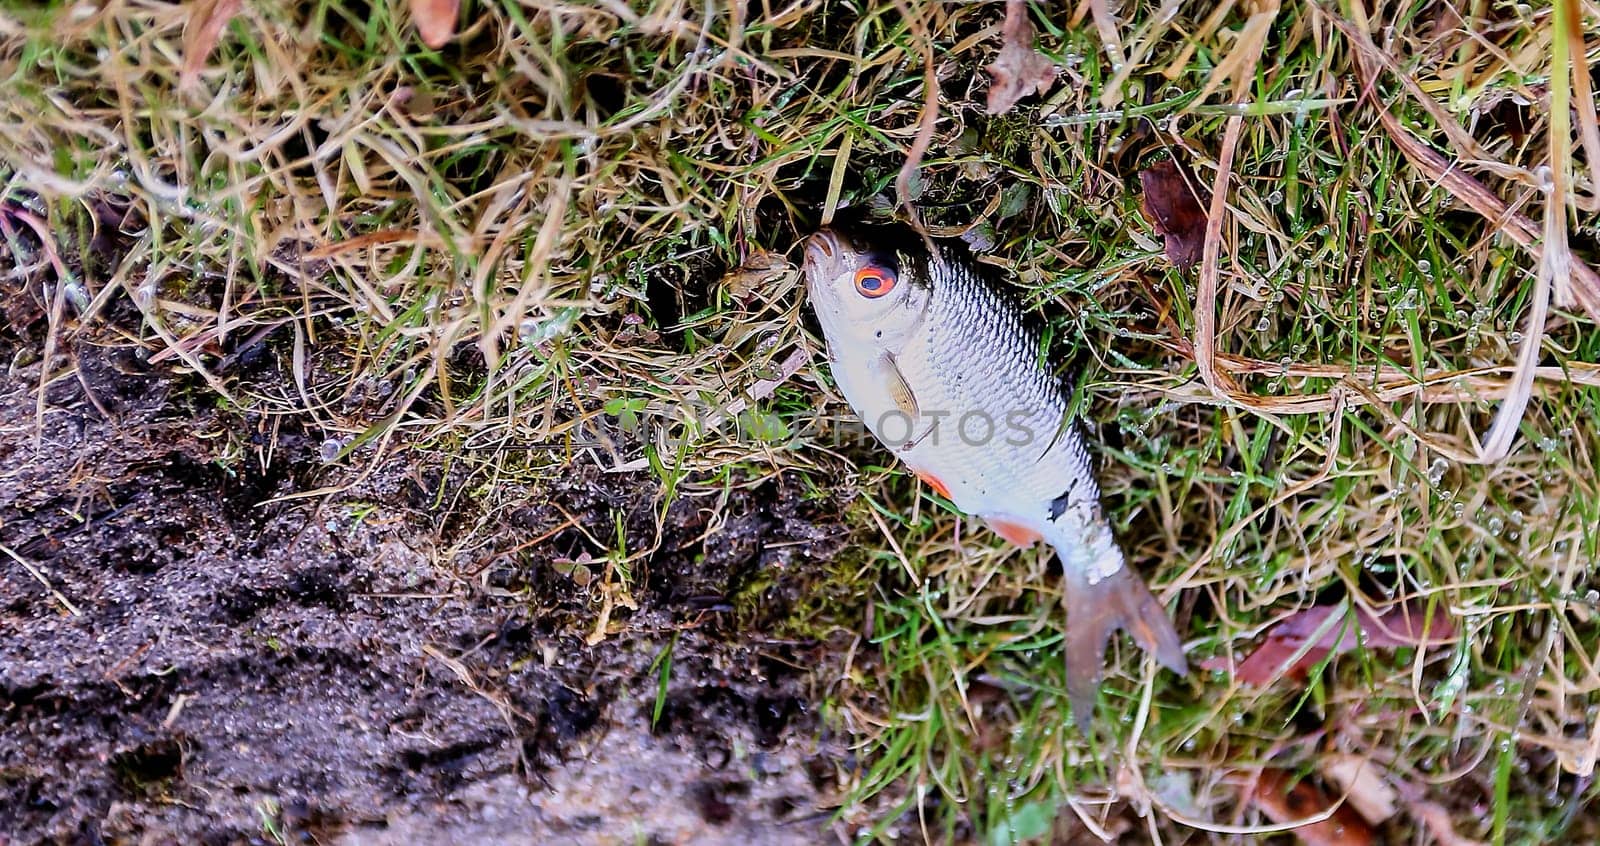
0,330 -> 860,844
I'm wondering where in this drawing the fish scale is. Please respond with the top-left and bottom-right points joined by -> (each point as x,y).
899,246 -> 1088,525
802,221 -> 1188,728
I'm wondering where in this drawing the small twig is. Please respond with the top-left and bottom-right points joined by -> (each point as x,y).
1,542 -> 82,617
892,0 -> 939,236
1476,0 -> 1574,463
1194,114 -> 1244,401
1560,0 -> 1600,212
1478,179 -> 1563,461
865,504 -> 919,587
8,210 -> 73,449
1086,0 -> 1126,74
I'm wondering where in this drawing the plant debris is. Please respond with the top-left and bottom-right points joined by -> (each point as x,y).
1319,754 -> 1398,824
984,0 -> 1058,115
411,0 -> 460,48
1217,601 -> 1456,685
1246,769 -> 1376,846
178,0 -> 241,91
1138,157 -> 1210,271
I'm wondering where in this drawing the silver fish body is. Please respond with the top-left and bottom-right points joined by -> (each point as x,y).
803,222 -> 1187,727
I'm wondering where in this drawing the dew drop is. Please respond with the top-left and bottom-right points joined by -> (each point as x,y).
1428,457 -> 1449,485
320,436 -> 352,463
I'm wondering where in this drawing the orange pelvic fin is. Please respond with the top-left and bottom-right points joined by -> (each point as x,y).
984,516 -> 1042,548
913,470 -> 952,500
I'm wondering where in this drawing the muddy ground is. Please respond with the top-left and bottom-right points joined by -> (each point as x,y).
0,311 -> 868,843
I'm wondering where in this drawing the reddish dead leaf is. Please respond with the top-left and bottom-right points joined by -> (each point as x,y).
984,0 -> 1058,115
179,0 -> 243,91
1248,770 -> 1375,846
1211,601 -> 1455,686
1138,157 -> 1209,271
411,0 -> 459,49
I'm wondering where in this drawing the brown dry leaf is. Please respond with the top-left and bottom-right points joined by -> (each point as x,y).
984,0 -> 1057,115
1138,157 -> 1209,271
1248,770 -> 1375,846
1318,755 -> 1397,825
179,0 -> 243,91
720,249 -> 793,302
1213,601 -> 1454,686
411,0 -> 459,49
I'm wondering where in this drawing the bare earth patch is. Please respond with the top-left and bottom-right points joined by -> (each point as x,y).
0,331 -> 852,843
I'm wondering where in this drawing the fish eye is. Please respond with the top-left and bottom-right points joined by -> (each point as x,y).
853,265 -> 897,299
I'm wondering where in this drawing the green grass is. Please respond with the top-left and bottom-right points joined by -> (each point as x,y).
4,0 -> 1600,842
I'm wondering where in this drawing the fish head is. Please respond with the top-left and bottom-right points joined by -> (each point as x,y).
802,225 -> 933,354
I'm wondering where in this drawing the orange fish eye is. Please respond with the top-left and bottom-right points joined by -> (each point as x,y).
854,266 -> 896,298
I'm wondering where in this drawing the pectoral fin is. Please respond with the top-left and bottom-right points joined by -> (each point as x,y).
872,352 -> 919,420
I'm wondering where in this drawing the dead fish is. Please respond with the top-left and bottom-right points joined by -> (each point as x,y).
802,221 -> 1187,727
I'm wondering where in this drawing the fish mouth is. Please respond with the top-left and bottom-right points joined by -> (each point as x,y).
804,229 -> 841,269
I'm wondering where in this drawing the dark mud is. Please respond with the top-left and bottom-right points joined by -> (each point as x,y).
0,332 -> 860,844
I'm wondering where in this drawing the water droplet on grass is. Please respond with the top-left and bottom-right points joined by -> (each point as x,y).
1428,458 -> 1449,485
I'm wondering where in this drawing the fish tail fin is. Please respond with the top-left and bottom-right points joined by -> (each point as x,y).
1062,566 -> 1187,730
